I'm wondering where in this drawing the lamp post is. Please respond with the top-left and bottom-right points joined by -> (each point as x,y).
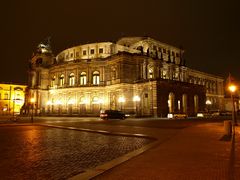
206,100 -> 212,112
30,98 -> 35,123
133,95 -> 140,117
228,84 -> 237,134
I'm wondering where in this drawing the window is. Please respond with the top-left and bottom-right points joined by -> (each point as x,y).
111,67 -> 117,80
90,49 -> 95,54
76,52 -> 79,57
70,53 -> 73,58
92,71 -> 100,85
80,72 -> 87,85
69,73 -> 75,86
99,48 -> 103,54
66,54 -> 69,59
16,93 -> 21,100
172,51 -> 175,56
176,53 -> 179,57
163,49 -> 166,53
162,70 -> 167,79
59,74 -> 65,86
0,93 -> 1,100
148,68 -> 153,79
4,93 -> 8,100
83,50 -> 87,55
51,76 -> 56,87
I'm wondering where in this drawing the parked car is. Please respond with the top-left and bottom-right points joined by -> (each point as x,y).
167,113 -> 187,119
196,112 -> 212,118
100,110 -> 126,120
211,110 -> 232,116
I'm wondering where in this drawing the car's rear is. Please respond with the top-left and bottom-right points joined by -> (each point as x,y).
100,110 -> 109,119
100,110 -> 126,120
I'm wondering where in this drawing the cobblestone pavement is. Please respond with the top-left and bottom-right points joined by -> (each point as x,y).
0,125 -> 153,179
1,116 -> 240,179
94,123 -> 235,180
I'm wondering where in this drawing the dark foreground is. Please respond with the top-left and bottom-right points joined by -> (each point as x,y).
0,116 -> 239,179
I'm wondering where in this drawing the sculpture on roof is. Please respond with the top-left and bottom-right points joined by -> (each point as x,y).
37,37 -> 52,54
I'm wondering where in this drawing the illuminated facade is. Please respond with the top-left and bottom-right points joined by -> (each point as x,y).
0,83 -> 27,115
27,37 -> 224,117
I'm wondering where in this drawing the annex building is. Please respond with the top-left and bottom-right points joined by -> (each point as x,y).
27,37 -> 224,117
0,83 -> 27,115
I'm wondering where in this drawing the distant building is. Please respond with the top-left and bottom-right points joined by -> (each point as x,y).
0,83 -> 27,115
27,37 -> 224,117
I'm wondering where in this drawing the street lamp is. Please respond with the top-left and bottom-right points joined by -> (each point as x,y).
206,100 -> 212,112
30,98 -> 35,123
133,95 -> 140,117
228,84 -> 237,133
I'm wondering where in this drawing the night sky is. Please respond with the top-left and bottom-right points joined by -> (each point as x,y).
0,0 -> 239,84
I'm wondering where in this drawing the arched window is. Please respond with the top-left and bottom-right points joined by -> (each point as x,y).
4,93 -> 8,100
148,68 -> 153,79
59,74 -> 64,87
92,71 -> 100,85
69,73 -> 75,86
162,69 -> 167,79
111,67 -> 117,80
80,72 -> 87,85
51,76 -> 56,87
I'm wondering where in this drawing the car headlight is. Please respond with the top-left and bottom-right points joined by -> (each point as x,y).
167,113 -> 173,118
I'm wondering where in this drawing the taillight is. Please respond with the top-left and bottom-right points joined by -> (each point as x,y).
100,114 -> 108,117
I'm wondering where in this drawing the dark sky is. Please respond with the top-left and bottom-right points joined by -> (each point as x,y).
0,0 -> 239,84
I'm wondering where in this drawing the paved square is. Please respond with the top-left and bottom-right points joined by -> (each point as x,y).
0,125 -> 153,179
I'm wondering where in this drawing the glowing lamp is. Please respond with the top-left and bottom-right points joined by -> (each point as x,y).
118,97 -> 126,103
228,84 -> 237,93
30,98 -> 35,103
206,100 -> 212,105
133,96 -> 140,102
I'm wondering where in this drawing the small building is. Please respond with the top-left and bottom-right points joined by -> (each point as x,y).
0,83 -> 27,115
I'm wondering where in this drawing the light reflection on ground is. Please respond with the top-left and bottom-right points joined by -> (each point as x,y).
0,125 -> 153,179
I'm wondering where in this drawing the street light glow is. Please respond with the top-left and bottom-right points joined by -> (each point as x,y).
46,101 -> 52,105
206,100 -> 212,105
30,98 -> 35,103
67,99 -> 76,105
118,97 -> 126,103
55,100 -> 63,105
228,84 -> 237,93
133,95 -> 140,102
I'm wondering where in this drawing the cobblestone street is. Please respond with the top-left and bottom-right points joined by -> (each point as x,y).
0,125 -> 153,179
0,116 -> 239,179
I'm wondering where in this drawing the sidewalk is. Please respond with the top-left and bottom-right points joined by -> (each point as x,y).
94,123 -> 240,180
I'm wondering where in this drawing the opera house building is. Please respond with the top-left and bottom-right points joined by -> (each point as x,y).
27,37 -> 224,117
